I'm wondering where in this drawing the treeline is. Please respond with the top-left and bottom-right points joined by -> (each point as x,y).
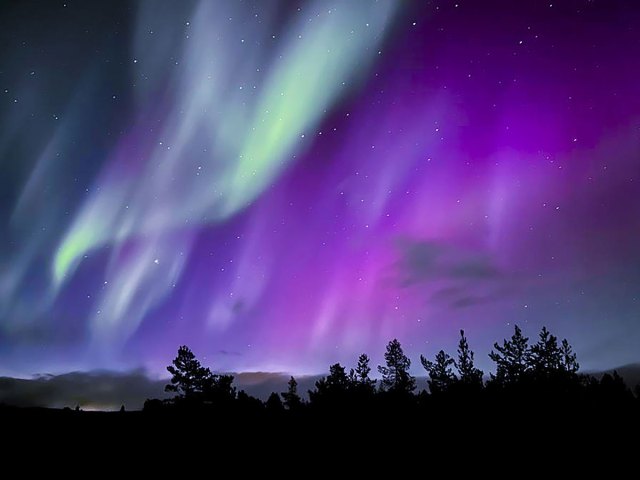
144,326 -> 640,414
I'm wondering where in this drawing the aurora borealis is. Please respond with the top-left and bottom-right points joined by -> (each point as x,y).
1,0 -> 639,377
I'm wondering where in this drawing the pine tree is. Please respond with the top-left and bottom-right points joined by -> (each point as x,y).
377,339 -> 416,393
311,363 -> 350,404
203,374 -> 237,404
455,329 -> 484,389
421,350 -> 456,394
599,371 -> 633,403
529,326 -> 563,377
281,376 -> 302,410
265,392 -> 284,412
559,338 -> 579,374
165,345 -> 213,399
350,353 -> 376,393
326,363 -> 349,391
488,325 -> 530,386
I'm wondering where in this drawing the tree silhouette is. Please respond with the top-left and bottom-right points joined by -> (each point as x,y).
309,363 -> 351,404
350,353 -> 376,393
488,325 -> 530,386
310,363 -> 350,405
265,392 -> 284,412
559,338 -> 579,374
326,363 -> 350,391
378,339 -> 416,394
455,329 -> 484,389
529,326 -> 563,377
421,350 -> 456,395
281,376 -> 302,410
203,373 -> 237,404
137,327 -> 640,424
237,390 -> 263,412
165,345 -> 213,399
598,371 -> 633,403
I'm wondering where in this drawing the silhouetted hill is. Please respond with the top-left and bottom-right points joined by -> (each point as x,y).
0,370 -> 167,410
0,364 -> 638,410
0,370 -> 325,409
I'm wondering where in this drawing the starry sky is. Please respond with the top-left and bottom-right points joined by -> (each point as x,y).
1,0 -> 639,378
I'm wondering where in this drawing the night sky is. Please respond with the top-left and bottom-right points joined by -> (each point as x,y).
1,0 -> 639,378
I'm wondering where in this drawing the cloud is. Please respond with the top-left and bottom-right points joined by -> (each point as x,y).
450,296 -> 489,309
449,259 -> 499,280
218,350 -> 242,357
398,239 -> 500,284
397,238 -> 506,309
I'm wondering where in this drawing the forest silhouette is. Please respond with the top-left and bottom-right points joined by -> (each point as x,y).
140,325 -> 639,423
1,324 -> 638,448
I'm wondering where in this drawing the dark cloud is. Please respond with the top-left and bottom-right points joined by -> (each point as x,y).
449,259 -> 499,280
450,296 -> 488,309
430,285 -> 465,301
397,239 -> 500,285
218,350 -> 242,356
397,239 -> 508,310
